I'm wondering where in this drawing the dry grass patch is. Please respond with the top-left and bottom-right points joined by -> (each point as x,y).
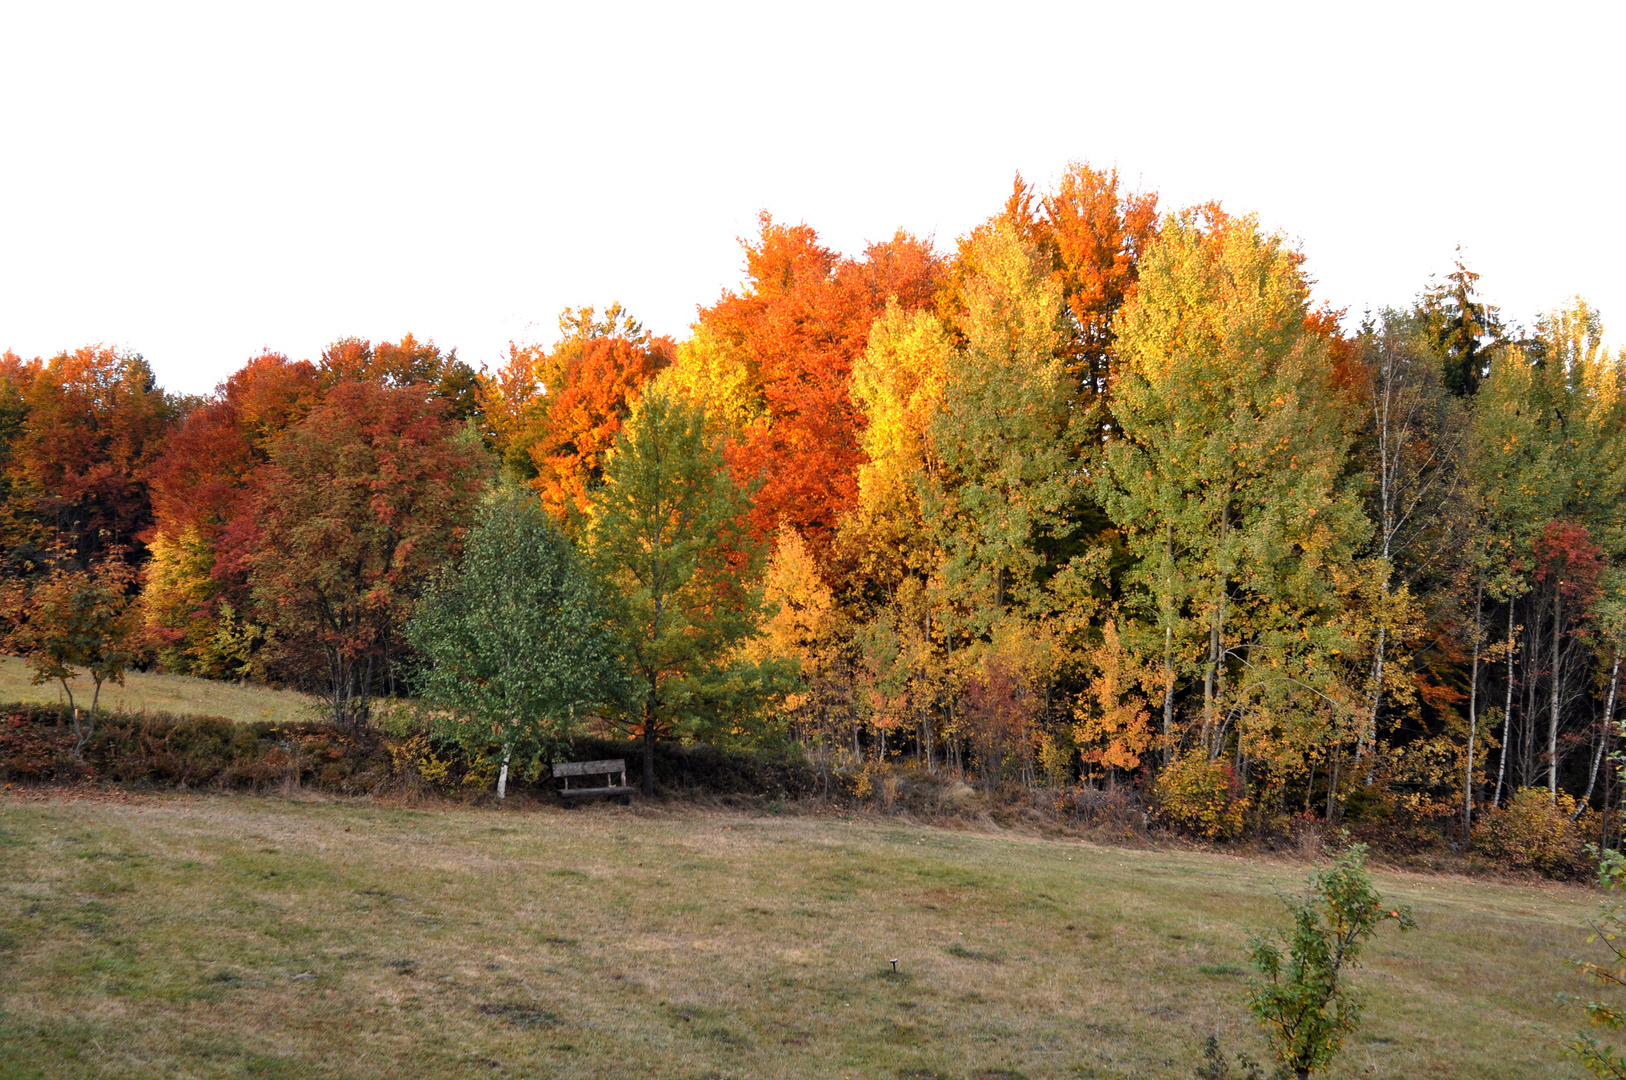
0,793 -> 1595,1078
0,656 -> 320,726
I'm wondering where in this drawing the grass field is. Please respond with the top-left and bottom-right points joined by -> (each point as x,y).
0,792 -> 1597,1080
0,657 -> 321,726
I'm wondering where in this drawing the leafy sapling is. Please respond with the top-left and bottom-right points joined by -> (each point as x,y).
1247,844 -> 1415,1079
406,486 -> 627,798
1559,847 -> 1626,1078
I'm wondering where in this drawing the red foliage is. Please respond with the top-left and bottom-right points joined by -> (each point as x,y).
220,381 -> 485,722
1534,520 -> 1606,609
146,352 -> 322,543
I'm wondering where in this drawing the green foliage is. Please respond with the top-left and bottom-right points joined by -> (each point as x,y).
1246,845 -> 1414,1078
406,486 -> 627,796
1100,208 -> 1367,773
925,218 -> 1075,626
1155,751 -> 1249,839
587,388 -> 792,791
1560,848 -> 1626,1078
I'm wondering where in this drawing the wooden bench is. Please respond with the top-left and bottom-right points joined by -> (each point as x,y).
552,759 -> 633,808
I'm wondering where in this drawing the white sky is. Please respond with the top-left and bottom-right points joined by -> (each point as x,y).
1,1 -> 1620,395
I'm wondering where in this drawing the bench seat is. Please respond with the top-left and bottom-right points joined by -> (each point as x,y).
553,759 -> 633,807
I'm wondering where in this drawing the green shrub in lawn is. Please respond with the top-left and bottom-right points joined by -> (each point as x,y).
1246,844 -> 1415,1078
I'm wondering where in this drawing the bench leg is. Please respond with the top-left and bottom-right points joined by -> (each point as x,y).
560,798 -> 577,810
618,794 -> 631,807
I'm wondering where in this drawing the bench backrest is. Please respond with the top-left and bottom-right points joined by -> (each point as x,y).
552,759 -> 626,778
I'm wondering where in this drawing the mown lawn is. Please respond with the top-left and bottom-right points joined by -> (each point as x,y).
0,791 -> 1597,1079
0,657 -> 321,727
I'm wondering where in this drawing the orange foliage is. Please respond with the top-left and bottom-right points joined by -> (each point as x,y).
699,215 -> 943,551
8,346 -> 173,563
939,165 -> 1159,421
480,308 -> 673,517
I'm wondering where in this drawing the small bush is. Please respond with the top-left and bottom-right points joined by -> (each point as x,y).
1156,752 -> 1250,839
1474,787 -> 1593,879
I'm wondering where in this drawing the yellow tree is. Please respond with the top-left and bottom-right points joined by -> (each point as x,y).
1101,209 -> 1369,785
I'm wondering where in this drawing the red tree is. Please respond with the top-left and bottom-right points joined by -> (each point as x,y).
222,381 -> 486,726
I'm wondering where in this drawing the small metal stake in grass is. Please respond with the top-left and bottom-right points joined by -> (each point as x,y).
889,958 -> 898,974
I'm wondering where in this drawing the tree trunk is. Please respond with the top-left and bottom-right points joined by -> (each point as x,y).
1494,605 -> 1515,808
497,748 -> 511,800
643,700 -> 656,798
1465,583 -> 1482,836
1577,652 -> 1622,820
1550,586 -> 1562,802
1162,622 -> 1175,767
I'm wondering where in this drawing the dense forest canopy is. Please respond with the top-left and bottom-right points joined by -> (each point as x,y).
3,163 -> 1622,837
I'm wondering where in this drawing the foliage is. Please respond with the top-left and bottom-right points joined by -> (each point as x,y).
480,305 -> 673,515
1246,844 -> 1415,1078
587,388 -> 791,792
225,380 -> 486,730
0,346 -> 174,566
1474,786 -> 1592,878
406,487 -> 626,796
695,215 -> 942,552
3,555 -> 139,757
1155,751 -> 1250,839
1559,848 -> 1626,1078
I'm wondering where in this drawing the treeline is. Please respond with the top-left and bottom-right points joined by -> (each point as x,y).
2,163 -> 1622,843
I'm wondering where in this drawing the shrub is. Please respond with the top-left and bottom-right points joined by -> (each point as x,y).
1247,845 -> 1415,1078
1155,752 -> 1250,839
1474,787 -> 1593,879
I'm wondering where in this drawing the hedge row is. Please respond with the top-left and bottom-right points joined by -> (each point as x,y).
0,704 -> 823,801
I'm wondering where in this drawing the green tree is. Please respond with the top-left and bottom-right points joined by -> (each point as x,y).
587,388 -> 787,795
924,217 -> 1075,628
1247,844 -> 1415,1078
406,487 -> 627,798
1559,850 -> 1626,1077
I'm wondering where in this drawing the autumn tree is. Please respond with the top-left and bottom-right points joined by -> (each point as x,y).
225,381 -> 486,729
2,347 -> 174,567
587,388 -> 787,794
695,216 -> 943,551
480,305 -> 673,518
1100,209 -> 1369,785
5,554 -> 139,758
407,486 -> 626,798
925,217 -> 1075,629
141,353 -> 323,674
320,333 -> 481,420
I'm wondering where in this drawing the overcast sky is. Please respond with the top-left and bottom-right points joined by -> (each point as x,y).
1,1 -> 1620,394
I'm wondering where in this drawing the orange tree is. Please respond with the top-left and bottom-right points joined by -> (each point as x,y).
223,381 -> 487,729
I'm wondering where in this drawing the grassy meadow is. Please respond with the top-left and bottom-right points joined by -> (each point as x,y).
0,657 -> 321,727
0,791 -> 1598,1079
